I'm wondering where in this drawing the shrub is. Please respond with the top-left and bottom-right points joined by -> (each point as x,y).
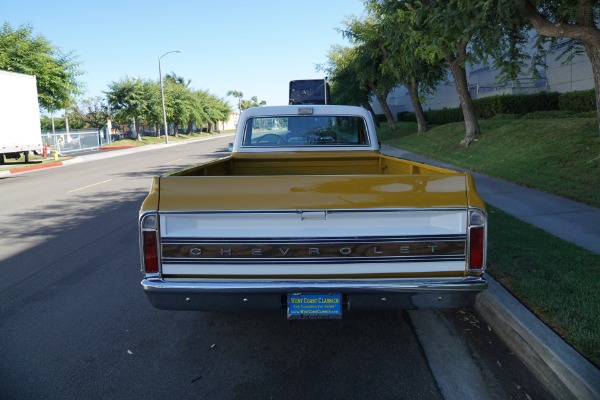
474,92 -> 560,117
558,90 -> 596,113
392,90 -> 596,126
424,107 -> 463,125
397,111 -> 417,122
375,114 -> 388,123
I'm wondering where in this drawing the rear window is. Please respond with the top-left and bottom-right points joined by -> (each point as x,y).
242,115 -> 369,147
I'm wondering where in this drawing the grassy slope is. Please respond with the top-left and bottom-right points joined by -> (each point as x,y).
379,119 -> 600,366
380,119 -> 600,207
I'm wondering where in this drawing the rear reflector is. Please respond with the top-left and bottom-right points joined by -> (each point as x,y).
469,226 -> 485,270
143,231 -> 159,273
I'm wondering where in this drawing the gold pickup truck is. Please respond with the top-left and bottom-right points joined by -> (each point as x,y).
139,104 -> 487,319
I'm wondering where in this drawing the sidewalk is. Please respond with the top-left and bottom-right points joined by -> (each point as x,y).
382,145 -> 600,400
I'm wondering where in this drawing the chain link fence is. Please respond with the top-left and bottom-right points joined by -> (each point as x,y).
41,129 -> 113,154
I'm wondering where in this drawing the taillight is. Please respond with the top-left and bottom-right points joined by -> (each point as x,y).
141,214 -> 159,274
468,209 -> 487,272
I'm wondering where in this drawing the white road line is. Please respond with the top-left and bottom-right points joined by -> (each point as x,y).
165,159 -> 183,165
68,179 -> 112,193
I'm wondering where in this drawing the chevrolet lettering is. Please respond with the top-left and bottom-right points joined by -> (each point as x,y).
139,79 -> 488,320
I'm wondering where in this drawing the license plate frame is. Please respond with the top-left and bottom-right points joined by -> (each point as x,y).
287,293 -> 342,320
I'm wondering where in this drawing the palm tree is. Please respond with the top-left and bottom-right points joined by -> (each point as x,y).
165,73 -> 191,88
226,90 -> 243,113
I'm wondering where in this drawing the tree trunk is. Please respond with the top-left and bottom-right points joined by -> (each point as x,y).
405,79 -> 428,133
65,111 -> 70,135
362,101 -> 380,128
563,43 -> 600,132
583,42 -> 600,132
369,83 -> 396,131
523,0 -> 600,133
135,117 -> 142,141
448,59 -> 479,146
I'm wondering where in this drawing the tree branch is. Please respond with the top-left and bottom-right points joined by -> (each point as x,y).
523,0 -> 600,42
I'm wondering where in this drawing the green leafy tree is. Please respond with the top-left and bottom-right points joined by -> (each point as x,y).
39,114 -> 84,130
40,115 -> 63,131
387,0 -> 530,145
199,91 -> 232,132
165,72 -> 191,88
336,16 -> 400,130
105,78 -> 150,140
226,90 -> 244,113
70,96 -> 110,132
354,41 -> 398,130
227,90 -> 266,111
0,22 -> 83,112
357,2 -> 447,133
140,80 -> 163,136
318,45 -> 380,125
107,76 -> 231,139
520,0 -> 600,132
241,96 -> 267,109
165,80 -> 194,136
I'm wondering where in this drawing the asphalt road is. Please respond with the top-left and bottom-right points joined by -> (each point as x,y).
0,136 -> 549,399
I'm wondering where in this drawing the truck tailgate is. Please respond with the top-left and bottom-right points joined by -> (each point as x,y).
157,174 -> 469,211
155,174 -> 471,278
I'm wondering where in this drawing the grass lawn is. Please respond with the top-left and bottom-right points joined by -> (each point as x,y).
380,119 -> 600,207
379,119 -> 600,366
487,205 -> 600,367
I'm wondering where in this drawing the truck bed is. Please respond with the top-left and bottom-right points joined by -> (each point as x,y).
148,152 -> 481,211
168,152 -> 453,177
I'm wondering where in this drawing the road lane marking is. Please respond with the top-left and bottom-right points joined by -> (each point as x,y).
165,159 -> 183,165
68,179 -> 112,193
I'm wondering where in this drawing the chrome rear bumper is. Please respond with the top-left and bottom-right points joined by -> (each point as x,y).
142,277 -> 487,311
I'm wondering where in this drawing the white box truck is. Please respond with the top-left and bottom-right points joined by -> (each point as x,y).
0,70 -> 43,163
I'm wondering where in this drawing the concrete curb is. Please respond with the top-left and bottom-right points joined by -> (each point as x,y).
0,161 -> 64,176
476,276 -> 600,400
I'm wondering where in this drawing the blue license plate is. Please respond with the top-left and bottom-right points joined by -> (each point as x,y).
287,293 -> 342,320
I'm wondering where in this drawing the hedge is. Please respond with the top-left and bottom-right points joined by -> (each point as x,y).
375,114 -> 388,123
424,107 -> 464,125
558,89 -> 596,113
397,111 -> 417,122
474,92 -> 560,118
392,90 -> 596,127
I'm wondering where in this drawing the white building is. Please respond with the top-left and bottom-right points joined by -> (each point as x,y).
373,45 -> 594,116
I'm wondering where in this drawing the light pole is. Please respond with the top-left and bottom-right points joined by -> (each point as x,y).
159,50 -> 181,144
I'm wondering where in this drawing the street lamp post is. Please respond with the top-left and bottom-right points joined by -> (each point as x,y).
159,50 -> 181,144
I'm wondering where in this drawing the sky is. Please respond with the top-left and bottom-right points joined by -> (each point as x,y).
2,0 -> 366,108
